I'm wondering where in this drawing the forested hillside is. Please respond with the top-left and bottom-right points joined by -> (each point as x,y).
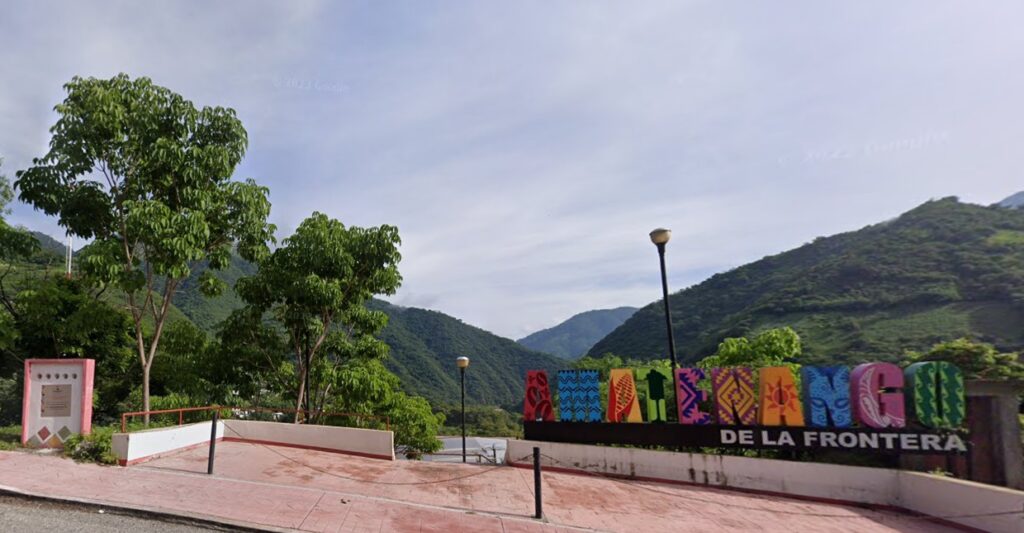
370,300 -> 566,407
517,306 -> 637,359
590,198 -> 1024,365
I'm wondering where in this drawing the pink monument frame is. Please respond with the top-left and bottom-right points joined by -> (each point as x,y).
21,359 -> 95,446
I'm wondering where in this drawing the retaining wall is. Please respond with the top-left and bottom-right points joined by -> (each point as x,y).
112,419 -> 394,466
506,439 -> 1024,533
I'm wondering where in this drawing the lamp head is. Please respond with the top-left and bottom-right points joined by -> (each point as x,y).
649,228 -> 672,245
456,356 -> 470,369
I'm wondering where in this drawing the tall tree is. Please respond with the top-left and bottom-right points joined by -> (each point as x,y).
236,212 -> 401,421
15,75 -> 275,421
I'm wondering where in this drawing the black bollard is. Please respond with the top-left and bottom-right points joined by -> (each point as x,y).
533,446 -> 542,519
207,410 -> 219,475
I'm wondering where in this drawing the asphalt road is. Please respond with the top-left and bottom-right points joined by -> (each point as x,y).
0,495 -> 247,532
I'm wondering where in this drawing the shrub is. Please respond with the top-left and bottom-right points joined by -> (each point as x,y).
63,426 -> 118,465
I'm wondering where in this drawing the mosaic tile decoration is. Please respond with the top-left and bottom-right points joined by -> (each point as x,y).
36,426 -> 51,442
57,426 -> 72,441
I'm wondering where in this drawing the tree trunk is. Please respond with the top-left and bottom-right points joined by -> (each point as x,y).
294,368 -> 305,424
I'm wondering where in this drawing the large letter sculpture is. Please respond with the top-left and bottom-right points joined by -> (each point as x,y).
607,369 -> 643,422
523,371 -> 554,422
557,370 -> 602,422
800,366 -> 852,428
905,361 -> 965,428
675,368 -> 711,424
850,362 -> 905,428
644,369 -> 668,422
711,367 -> 757,425
757,367 -> 805,426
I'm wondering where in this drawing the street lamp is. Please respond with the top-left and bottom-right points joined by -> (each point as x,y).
649,228 -> 678,375
456,356 -> 470,463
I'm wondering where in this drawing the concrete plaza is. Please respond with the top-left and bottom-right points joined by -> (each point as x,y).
0,444 -> 957,532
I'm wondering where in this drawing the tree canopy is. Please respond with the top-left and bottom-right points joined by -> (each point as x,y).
236,211 -> 402,419
14,74 -> 275,420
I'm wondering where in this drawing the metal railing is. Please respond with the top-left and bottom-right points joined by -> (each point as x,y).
120,405 -> 390,433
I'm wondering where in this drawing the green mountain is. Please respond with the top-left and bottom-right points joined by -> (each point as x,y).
589,198 -> 1024,365
369,300 -> 567,408
517,306 -> 637,359
170,253 -> 258,332
999,191 -> 1024,209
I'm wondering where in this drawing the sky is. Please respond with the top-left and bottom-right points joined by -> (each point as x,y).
1,1 -> 1022,339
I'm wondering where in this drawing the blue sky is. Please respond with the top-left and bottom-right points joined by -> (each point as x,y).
1,1 -> 1022,338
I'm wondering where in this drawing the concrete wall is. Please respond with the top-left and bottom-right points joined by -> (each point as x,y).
507,439 -> 1024,533
222,420 -> 394,460
111,419 -> 395,466
112,420 -> 224,466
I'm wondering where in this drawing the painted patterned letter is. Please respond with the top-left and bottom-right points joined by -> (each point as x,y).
758,367 -> 805,426
644,368 -> 668,422
850,362 -> 905,428
557,370 -> 603,422
675,368 -> 711,425
711,367 -> 757,425
800,366 -> 852,428
608,369 -> 643,423
905,362 -> 965,428
523,370 -> 554,422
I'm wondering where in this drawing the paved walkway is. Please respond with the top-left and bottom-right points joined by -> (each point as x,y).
0,445 -> 955,532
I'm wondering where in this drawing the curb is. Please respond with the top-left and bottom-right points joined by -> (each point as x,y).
0,484 -> 287,532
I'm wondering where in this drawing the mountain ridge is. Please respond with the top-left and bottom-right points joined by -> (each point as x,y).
589,197 -> 1024,364
517,306 -> 637,359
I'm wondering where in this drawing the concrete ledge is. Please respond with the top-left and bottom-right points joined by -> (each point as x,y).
112,421 -> 225,466
506,439 -> 1024,533
112,419 -> 395,466
223,419 -> 395,460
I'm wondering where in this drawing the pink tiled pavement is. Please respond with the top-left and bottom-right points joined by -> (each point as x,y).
0,444 -> 957,532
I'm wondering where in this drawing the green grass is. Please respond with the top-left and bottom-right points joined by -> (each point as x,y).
986,230 -> 1024,247
0,425 -> 21,451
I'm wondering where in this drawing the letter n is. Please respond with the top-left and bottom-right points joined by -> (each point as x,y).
800,366 -> 851,428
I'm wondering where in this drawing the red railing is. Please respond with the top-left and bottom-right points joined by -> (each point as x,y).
121,405 -> 390,433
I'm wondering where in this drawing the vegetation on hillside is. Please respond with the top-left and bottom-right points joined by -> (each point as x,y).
517,306 -> 637,359
371,300 -> 567,409
590,198 -> 1024,365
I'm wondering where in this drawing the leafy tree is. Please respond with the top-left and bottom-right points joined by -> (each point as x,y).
15,74 -> 275,421
236,212 -> 401,420
904,338 -> 1024,380
698,327 -> 802,370
326,359 -> 442,454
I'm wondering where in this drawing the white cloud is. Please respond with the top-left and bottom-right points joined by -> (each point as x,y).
2,1 -> 1023,338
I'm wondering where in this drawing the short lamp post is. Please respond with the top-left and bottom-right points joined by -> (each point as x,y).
650,228 -> 678,374
456,356 -> 470,463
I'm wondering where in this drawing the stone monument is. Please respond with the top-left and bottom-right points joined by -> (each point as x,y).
21,359 -> 95,448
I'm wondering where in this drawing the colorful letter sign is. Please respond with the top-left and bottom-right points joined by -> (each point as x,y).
851,363 -> 905,428
644,369 -> 669,422
522,357 -> 968,456
607,369 -> 642,423
557,369 -> 602,422
711,367 -> 757,425
801,366 -> 852,428
675,368 -> 711,425
904,361 -> 965,428
523,371 -> 554,422
757,367 -> 805,426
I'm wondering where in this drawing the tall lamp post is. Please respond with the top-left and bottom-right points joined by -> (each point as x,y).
650,228 -> 678,375
456,356 -> 470,463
